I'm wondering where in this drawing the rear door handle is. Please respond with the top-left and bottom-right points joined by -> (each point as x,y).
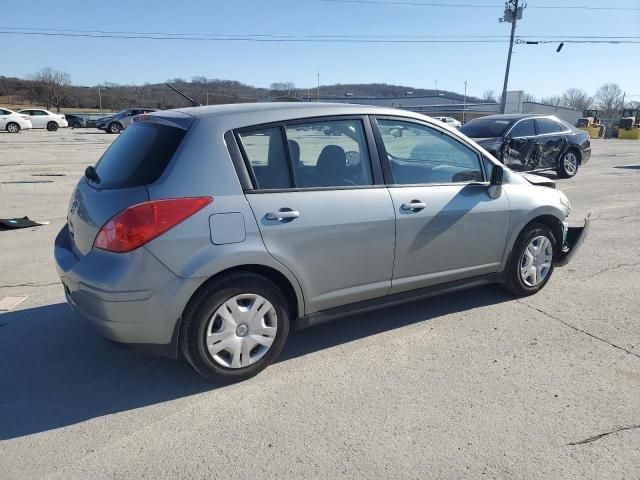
401,200 -> 426,211
265,209 -> 300,221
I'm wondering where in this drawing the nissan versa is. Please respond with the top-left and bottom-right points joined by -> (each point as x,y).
54,103 -> 589,381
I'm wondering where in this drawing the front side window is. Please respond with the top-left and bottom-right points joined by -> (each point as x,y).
238,127 -> 292,190
536,118 -> 564,135
509,119 -> 536,138
284,119 -> 373,188
377,119 -> 483,185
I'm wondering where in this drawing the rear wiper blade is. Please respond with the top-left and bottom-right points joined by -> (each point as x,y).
85,165 -> 100,183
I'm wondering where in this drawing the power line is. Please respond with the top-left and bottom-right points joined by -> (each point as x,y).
0,28 -> 636,43
0,26 -> 637,40
321,0 -> 640,10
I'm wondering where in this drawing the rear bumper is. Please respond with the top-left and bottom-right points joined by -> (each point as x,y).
54,225 -> 202,357
581,147 -> 591,165
557,214 -> 590,267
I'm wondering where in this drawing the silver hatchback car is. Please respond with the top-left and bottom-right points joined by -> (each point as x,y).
55,103 -> 588,381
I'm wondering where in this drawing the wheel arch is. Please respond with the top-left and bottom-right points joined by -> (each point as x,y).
502,210 -> 565,273
183,263 -> 303,323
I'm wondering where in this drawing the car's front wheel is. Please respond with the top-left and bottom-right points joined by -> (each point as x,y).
108,122 -> 122,134
503,223 -> 557,296
72,121 -> 82,129
557,150 -> 579,178
181,272 -> 290,382
6,122 -> 20,133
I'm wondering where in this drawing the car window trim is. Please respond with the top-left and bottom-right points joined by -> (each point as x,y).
371,115 -> 489,186
233,114 -> 384,192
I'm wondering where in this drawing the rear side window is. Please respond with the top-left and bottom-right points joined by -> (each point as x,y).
285,119 -> 373,188
238,128 -> 292,189
93,122 -> 186,189
536,118 -> 565,135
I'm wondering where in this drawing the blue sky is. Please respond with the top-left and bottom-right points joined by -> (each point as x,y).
2,0 -> 639,99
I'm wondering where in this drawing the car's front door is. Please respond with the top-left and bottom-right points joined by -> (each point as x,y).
535,117 -> 569,169
238,117 -> 396,314
374,117 -> 510,294
503,118 -> 538,171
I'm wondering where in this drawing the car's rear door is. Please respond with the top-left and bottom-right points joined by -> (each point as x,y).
534,118 -> 569,169
237,116 -> 396,314
373,117 -> 510,294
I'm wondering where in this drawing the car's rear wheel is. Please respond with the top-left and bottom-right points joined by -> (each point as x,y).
503,223 -> 557,296
108,122 -> 122,134
180,272 -> 290,382
557,150 -> 579,178
6,122 -> 20,133
46,121 -> 59,132
72,121 -> 82,129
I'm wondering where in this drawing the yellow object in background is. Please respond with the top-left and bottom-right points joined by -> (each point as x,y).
618,128 -> 640,140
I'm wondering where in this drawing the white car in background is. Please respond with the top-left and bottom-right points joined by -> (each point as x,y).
17,108 -> 68,131
0,108 -> 33,133
434,116 -> 462,128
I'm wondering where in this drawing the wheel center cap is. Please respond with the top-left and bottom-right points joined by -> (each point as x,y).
236,324 -> 249,337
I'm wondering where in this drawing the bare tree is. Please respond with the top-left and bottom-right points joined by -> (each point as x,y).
561,88 -> 592,111
30,67 -> 72,112
270,82 -> 296,97
539,95 -> 563,107
482,90 -> 498,102
522,92 -> 537,103
595,83 -> 624,118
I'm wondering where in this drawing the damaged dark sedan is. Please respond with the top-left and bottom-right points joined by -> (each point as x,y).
460,114 -> 591,179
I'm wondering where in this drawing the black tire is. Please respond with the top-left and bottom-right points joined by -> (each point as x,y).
180,271 -> 290,382
72,121 -> 82,129
6,122 -> 20,133
108,122 -> 122,134
503,223 -> 557,297
46,121 -> 59,131
557,149 -> 579,178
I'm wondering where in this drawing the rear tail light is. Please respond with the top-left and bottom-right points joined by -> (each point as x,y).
93,197 -> 212,253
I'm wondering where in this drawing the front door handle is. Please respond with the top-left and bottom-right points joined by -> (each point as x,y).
265,209 -> 300,221
401,200 -> 426,212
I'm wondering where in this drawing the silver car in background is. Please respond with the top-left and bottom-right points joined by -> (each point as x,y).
55,103 -> 588,382
96,107 -> 157,134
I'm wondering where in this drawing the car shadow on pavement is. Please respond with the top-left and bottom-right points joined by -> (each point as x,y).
282,285 -> 510,361
0,286 -> 510,440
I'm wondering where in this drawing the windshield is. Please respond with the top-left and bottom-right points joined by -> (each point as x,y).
459,118 -> 513,138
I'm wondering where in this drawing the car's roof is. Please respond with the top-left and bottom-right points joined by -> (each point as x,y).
161,102 -> 437,130
471,113 -> 549,121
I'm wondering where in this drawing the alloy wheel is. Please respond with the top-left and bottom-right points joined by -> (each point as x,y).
520,235 -> 553,287
563,152 -> 578,176
205,294 -> 277,369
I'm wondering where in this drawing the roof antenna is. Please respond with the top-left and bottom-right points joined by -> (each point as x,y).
166,83 -> 201,107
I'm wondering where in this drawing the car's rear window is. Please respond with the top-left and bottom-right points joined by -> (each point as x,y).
93,122 -> 186,189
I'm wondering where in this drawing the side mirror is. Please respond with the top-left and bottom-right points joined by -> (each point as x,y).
490,165 -> 504,185
389,128 -> 403,138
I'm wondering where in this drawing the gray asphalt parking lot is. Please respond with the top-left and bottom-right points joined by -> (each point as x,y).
1,128 -> 639,479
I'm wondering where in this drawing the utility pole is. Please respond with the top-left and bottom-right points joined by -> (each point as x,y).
499,0 -> 524,114
317,72 -> 320,102
434,80 -> 438,95
462,80 -> 468,124
98,85 -> 102,113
